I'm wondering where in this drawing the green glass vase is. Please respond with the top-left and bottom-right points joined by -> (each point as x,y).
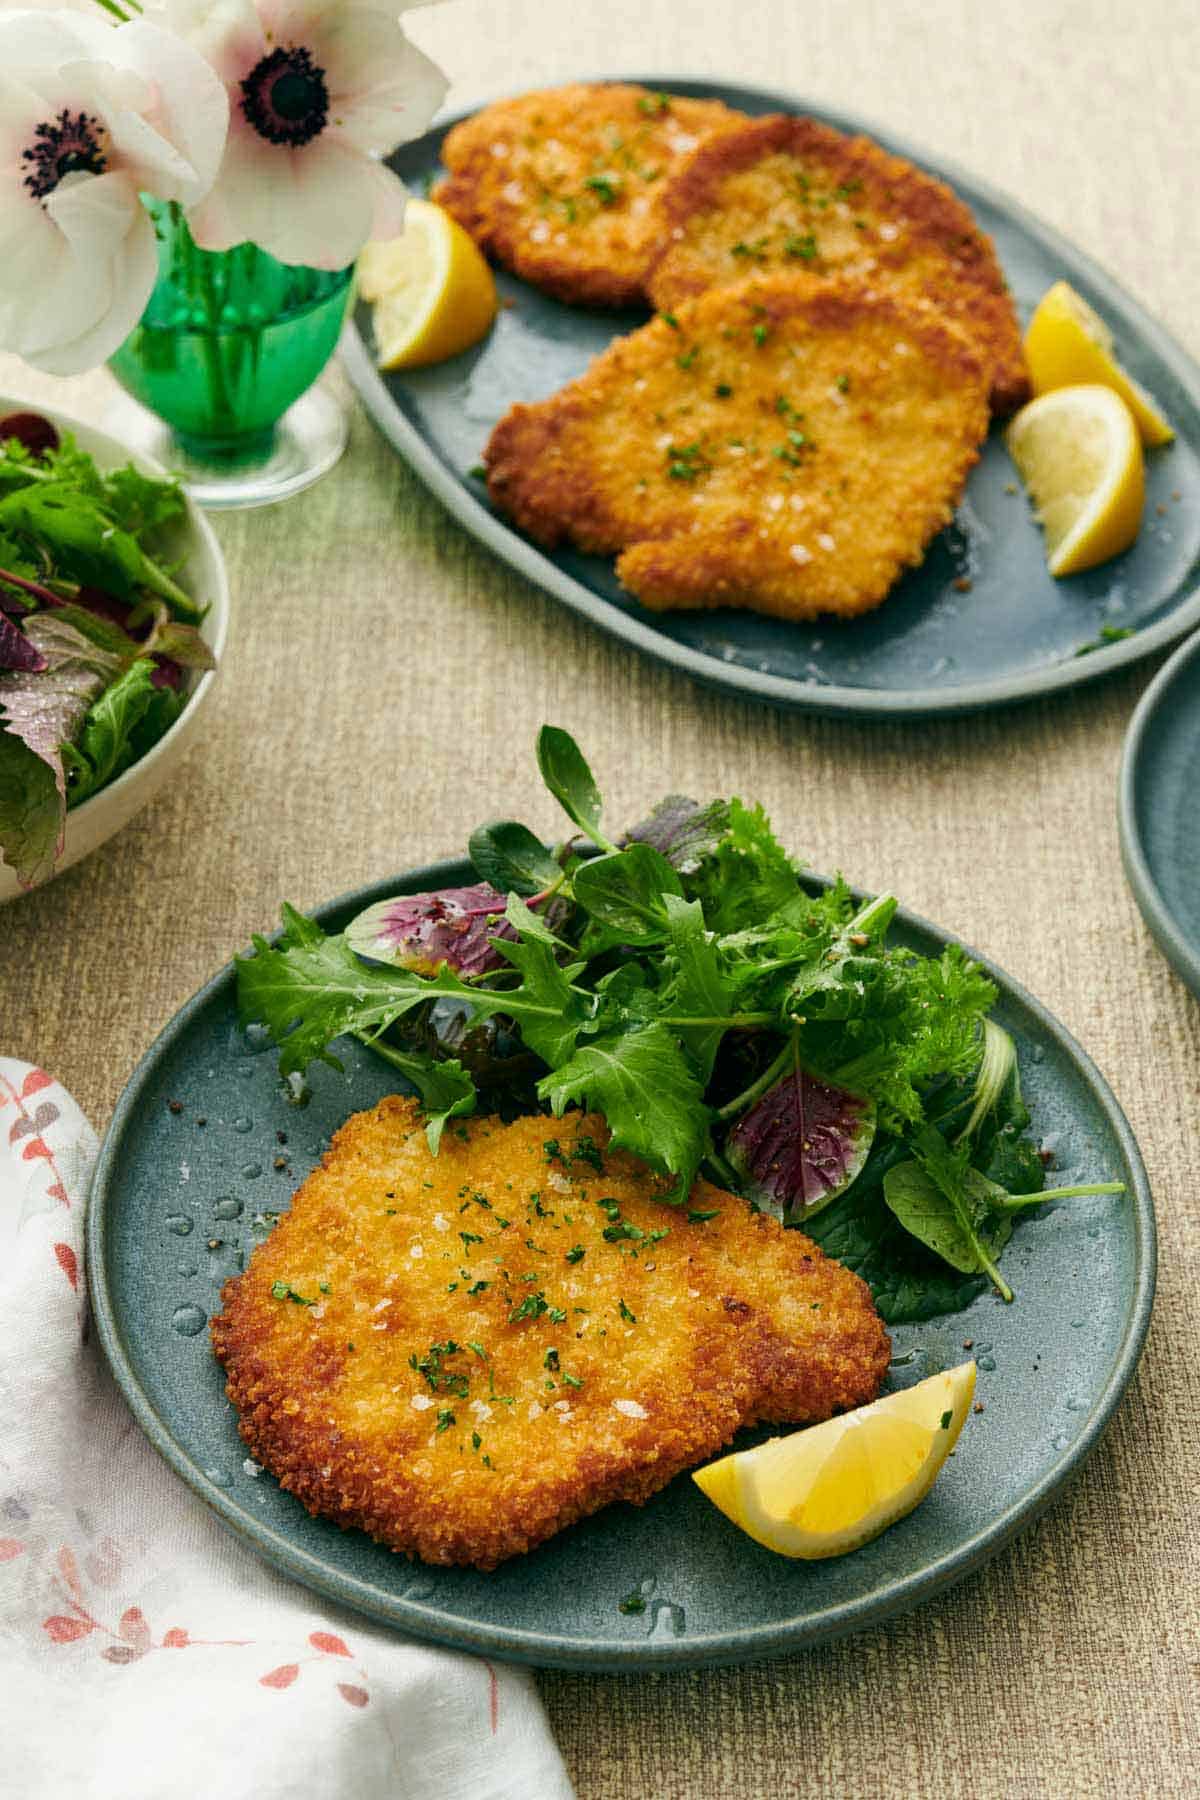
106,204 -> 354,510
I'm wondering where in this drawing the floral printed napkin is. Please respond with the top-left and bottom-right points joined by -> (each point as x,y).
0,1059 -> 574,1800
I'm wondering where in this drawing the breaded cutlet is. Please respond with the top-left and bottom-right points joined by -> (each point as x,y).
432,83 -> 742,308
212,1101 -> 889,1569
484,273 -> 990,623
645,113 -> 1029,414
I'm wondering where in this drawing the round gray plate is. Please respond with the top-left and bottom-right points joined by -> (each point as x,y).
87,863 -> 1155,1670
342,75 -> 1200,717
1119,627 -> 1200,993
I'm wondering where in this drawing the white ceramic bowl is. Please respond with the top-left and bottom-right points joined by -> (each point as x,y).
0,395 -> 229,903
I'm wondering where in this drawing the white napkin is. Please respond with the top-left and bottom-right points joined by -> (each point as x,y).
0,1059 -> 574,1800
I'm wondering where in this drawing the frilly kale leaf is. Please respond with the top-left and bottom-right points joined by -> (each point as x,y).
538,1021 -> 710,1203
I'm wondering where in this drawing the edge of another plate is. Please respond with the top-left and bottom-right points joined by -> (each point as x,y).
342,71 -> 1200,718
86,862 -> 1156,1670
1118,628 -> 1200,994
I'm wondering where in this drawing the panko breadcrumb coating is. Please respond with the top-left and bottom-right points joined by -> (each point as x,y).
212,1101 -> 889,1570
646,113 -> 1029,415
484,273 -> 990,623
432,82 -> 742,308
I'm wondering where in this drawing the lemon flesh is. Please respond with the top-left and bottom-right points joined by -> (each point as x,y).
1024,280 -> 1173,447
693,1361 -> 976,1559
1004,384 -> 1145,576
359,199 -> 497,371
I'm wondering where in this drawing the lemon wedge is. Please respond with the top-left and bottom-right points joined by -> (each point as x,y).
1024,281 -> 1173,446
1004,384 -> 1145,576
693,1361 -> 976,1559
358,199 -> 497,371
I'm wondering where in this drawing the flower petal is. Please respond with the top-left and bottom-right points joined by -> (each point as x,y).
103,19 -> 229,202
26,176 -> 158,374
190,127 -> 368,266
320,15 -> 448,154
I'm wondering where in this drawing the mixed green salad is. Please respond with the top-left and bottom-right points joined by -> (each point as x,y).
0,412 -> 214,887
239,727 -> 1122,1324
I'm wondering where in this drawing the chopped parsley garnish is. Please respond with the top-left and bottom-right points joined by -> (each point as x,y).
835,373 -> 851,393
618,1589 -> 647,1615
466,1279 -> 490,1296
940,1409 -> 953,1430
660,312 -> 680,330
1075,624 -> 1135,656
676,345 -> 700,371
471,1431 -> 482,1450
688,1208 -> 721,1224
666,441 -> 711,481
410,1341 -> 470,1397
752,323 -> 770,346
637,91 -> 671,115
468,463 -> 486,480
544,1347 -> 560,1372
730,237 -> 769,261
571,1136 -> 605,1172
547,1306 -> 567,1324
565,1245 -> 586,1264
714,382 -> 734,398
459,1230 -> 483,1248
561,1371 -> 584,1390
509,1290 -> 549,1324
585,173 -> 620,205
618,1299 -> 637,1323
435,1409 -> 456,1434
603,1221 -> 645,1242
784,232 -> 819,261
270,1281 -> 315,1305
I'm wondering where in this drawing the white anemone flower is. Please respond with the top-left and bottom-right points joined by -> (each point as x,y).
0,9 -> 229,375
164,0 -> 449,271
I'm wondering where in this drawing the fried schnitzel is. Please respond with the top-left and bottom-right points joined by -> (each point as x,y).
484,274 -> 990,623
646,113 -> 1029,415
432,83 -> 742,308
212,1101 -> 889,1569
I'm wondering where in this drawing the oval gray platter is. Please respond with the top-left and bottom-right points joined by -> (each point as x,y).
87,861 -> 1155,1670
341,74 -> 1200,718
1119,627 -> 1200,993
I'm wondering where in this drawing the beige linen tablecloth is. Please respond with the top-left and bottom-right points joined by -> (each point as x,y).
3,1 -> 1198,1792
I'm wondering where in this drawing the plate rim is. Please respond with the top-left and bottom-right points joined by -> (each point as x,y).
87,858 -> 1157,1670
342,70 -> 1200,719
1118,626 -> 1200,994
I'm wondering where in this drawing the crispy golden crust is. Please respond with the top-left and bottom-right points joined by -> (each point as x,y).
431,83 -> 742,308
484,273 -> 989,623
212,1101 -> 889,1569
645,113 -> 1029,415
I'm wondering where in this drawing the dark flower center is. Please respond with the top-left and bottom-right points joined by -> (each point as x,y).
240,46 -> 329,147
21,110 -> 107,201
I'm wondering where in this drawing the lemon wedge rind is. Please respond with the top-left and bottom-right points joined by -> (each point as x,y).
1004,383 -> 1145,578
359,199 -> 497,372
692,1360 -> 977,1560
1024,280 -> 1173,447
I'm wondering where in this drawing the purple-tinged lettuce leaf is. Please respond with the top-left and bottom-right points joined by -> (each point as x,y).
148,619 -> 215,671
346,882 -> 517,976
727,1065 -> 876,1222
0,611 -> 46,673
625,795 -> 730,873
0,728 -> 60,886
0,615 -> 123,883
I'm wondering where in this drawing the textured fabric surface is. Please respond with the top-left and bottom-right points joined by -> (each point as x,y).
2,0 -> 1198,1792
0,1063 -> 573,1800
